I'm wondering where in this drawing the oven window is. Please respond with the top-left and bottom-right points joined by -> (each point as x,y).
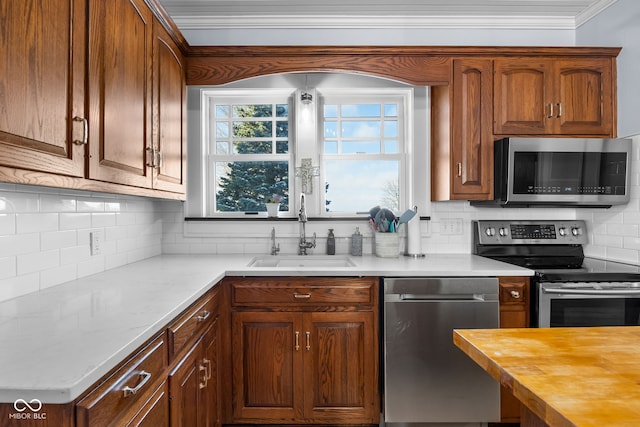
550,298 -> 640,327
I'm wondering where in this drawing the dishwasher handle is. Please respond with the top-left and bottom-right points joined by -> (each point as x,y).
398,293 -> 497,302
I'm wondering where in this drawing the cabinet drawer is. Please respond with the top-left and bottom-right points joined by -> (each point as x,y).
168,289 -> 218,359
231,277 -> 375,306
499,277 -> 529,305
76,333 -> 167,427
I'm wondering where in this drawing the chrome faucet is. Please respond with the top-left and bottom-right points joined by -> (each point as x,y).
298,193 -> 316,255
270,227 -> 280,256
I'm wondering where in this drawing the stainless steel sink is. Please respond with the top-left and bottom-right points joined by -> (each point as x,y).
247,255 -> 356,268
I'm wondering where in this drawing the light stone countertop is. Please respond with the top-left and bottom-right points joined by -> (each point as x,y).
0,253 -> 533,404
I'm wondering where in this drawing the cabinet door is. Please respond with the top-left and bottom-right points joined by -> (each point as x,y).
303,312 -> 378,423
169,339 -> 206,427
554,58 -> 614,136
231,311 -> 303,422
0,0 -> 86,177
126,380 -> 169,427
451,58 -> 494,200
152,20 -> 186,193
493,59 -> 551,135
88,0 -> 153,188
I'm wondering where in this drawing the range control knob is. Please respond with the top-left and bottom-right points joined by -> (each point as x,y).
499,227 -> 509,237
485,227 -> 496,237
571,227 -> 582,236
558,227 -> 567,237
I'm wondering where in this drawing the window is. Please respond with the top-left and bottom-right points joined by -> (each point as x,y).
203,90 -> 293,216
319,90 -> 410,215
193,83 -> 414,219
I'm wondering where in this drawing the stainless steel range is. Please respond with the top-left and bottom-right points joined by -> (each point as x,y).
473,220 -> 640,327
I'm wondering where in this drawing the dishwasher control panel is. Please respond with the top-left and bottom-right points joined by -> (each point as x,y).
474,220 -> 588,245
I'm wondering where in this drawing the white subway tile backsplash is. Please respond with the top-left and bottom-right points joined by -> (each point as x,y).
0,257 -> 16,280
16,213 -> 58,233
59,213 -> 92,230
41,230 -> 77,251
17,250 -> 59,275
0,185 -> 163,302
0,214 -> 15,235
0,233 -> 40,257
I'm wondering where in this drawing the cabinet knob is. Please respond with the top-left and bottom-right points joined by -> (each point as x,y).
510,290 -> 521,299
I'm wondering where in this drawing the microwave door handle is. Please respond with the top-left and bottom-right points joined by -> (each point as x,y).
543,288 -> 640,296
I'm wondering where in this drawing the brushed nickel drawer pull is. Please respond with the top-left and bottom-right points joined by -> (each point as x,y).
294,293 -> 311,299
146,147 -> 156,168
203,358 -> 212,380
305,331 -> 311,351
295,331 -> 300,351
72,116 -> 88,145
556,102 -> 562,118
199,364 -> 208,389
197,310 -> 211,322
155,150 -> 163,169
510,290 -> 521,299
547,103 -> 554,118
457,162 -> 462,177
122,371 -> 152,397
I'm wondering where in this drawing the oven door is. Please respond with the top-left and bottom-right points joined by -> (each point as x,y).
538,282 -> 640,327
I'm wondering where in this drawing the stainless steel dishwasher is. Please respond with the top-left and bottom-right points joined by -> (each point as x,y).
383,277 -> 500,426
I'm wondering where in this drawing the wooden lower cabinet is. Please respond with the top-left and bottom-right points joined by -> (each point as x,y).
498,276 -> 530,424
228,276 -> 379,425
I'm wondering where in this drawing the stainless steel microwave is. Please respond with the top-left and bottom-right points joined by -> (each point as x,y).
472,137 -> 632,208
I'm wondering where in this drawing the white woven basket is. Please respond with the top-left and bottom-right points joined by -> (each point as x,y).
375,232 -> 400,258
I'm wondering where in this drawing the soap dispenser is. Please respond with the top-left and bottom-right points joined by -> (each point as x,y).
350,227 -> 363,256
327,229 -> 336,255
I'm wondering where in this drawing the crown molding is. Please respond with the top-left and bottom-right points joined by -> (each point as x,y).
173,14 -> 577,30
576,0 -> 618,27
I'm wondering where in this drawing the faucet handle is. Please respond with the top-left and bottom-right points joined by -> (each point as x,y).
311,232 -> 317,248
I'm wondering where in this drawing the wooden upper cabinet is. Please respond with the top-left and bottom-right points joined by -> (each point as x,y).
0,0 -> 86,177
451,58 -> 494,199
431,58 -> 493,201
88,0 -> 154,188
152,20 -> 187,193
494,58 -> 615,136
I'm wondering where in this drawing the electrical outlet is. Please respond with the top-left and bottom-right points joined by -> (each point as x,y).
440,218 -> 463,235
90,231 -> 102,256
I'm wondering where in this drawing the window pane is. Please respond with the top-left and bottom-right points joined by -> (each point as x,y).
324,141 -> 338,154
216,122 -> 229,138
324,105 -> 338,118
342,140 -> 380,154
275,120 -> 289,138
324,122 -> 337,138
233,121 -> 272,138
384,140 -> 398,153
215,161 -> 289,212
341,121 -> 381,138
215,105 -> 229,118
233,104 -> 272,118
276,141 -> 289,154
384,121 -> 398,137
324,159 -> 399,213
341,104 -> 381,117
384,104 -> 398,117
276,104 -> 289,117
233,141 -> 272,154
216,141 -> 230,154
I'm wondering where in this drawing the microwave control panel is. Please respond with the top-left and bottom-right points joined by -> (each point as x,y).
474,220 -> 588,245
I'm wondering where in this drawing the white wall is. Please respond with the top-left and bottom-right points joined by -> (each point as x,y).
574,0 -> 640,264
576,0 -> 640,138
0,184 -> 164,302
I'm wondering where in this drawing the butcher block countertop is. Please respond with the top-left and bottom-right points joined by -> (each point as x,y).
453,327 -> 640,427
